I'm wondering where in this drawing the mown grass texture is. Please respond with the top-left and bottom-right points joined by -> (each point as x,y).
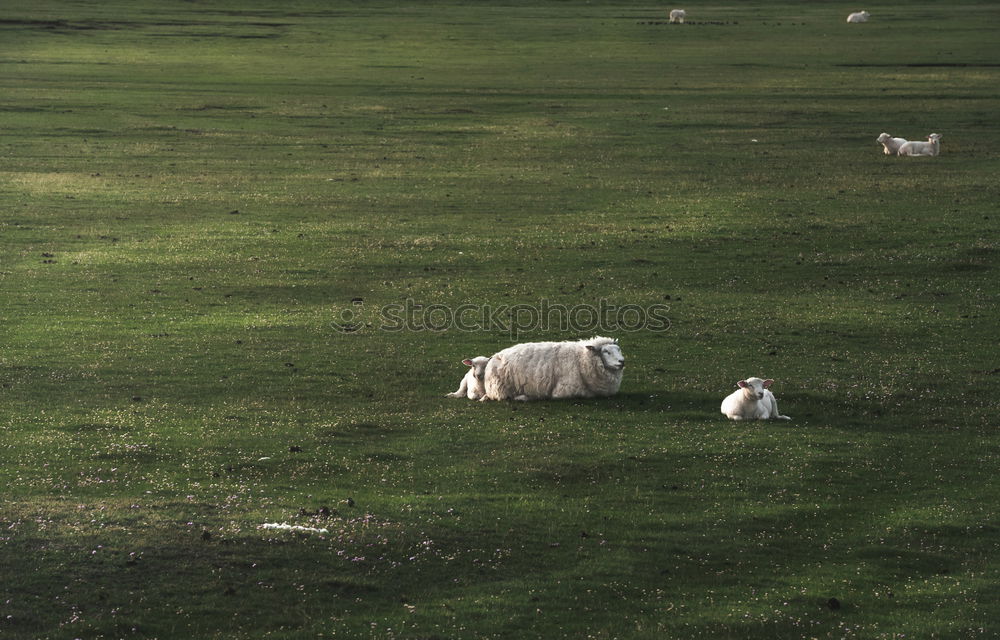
2,1 -> 1000,638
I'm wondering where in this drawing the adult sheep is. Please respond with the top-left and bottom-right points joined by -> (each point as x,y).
898,133 -> 942,157
481,337 -> 624,402
669,9 -> 686,24
846,11 -> 870,23
877,132 -> 907,155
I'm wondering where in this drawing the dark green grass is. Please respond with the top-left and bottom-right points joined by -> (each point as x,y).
2,1 -> 1000,638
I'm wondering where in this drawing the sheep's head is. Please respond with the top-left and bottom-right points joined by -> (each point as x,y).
928,133 -> 942,142
587,342 -> 625,371
877,133 -> 892,144
462,356 -> 490,382
737,377 -> 773,400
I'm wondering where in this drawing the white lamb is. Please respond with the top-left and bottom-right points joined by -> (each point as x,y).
669,9 -> 686,24
877,132 -> 907,155
721,377 -> 791,421
481,337 -> 624,402
846,11 -> 870,23
446,356 -> 490,400
897,133 -> 942,157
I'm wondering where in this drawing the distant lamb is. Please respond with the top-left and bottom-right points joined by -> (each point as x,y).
669,9 -> 686,24
877,132 -> 907,155
721,377 -> 791,421
481,337 -> 624,402
446,356 -> 490,400
846,11 -> 870,23
898,133 -> 942,157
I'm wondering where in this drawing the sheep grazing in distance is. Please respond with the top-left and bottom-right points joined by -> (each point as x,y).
846,11 -> 870,23
481,337 -> 624,402
898,133 -> 942,157
877,132 -> 907,155
446,356 -> 490,400
669,9 -> 686,24
721,377 -> 791,421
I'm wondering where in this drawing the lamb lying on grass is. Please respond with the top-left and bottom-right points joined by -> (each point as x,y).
721,377 -> 791,421
669,9 -> 686,24
877,132 -> 907,155
897,133 -> 942,157
846,11 -> 870,23
446,356 -> 490,400
481,337 -> 624,401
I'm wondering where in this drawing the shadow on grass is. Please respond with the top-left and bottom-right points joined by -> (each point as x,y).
475,391 -> 718,416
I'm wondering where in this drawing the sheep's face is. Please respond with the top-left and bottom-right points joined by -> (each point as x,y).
877,133 -> 891,144
928,133 -> 942,142
737,377 -> 773,400
589,343 -> 625,371
462,356 -> 490,382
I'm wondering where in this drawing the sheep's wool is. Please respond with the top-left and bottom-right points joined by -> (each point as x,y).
483,337 -> 624,401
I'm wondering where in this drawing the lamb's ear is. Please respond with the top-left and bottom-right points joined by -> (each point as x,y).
462,359 -> 473,367
763,379 -> 774,388
736,380 -> 748,388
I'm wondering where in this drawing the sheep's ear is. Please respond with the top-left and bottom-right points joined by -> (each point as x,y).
763,379 -> 774,388
737,380 -> 748,388
462,359 -> 473,366
586,345 -> 600,354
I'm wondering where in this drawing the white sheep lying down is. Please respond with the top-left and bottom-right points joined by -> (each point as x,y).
877,132 -> 907,155
481,337 -> 624,401
897,133 -> 942,157
446,356 -> 490,400
669,9 -> 686,23
846,11 -> 870,23
721,377 -> 791,421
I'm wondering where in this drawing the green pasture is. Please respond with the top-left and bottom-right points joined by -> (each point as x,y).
2,1 -> 999,638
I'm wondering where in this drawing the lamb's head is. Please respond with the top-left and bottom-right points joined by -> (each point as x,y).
877,132 -> 892,144
860,10 -> 870,18
462,356 -> 490,383
586,341 -> 625,372
737,377 -> 773,401
928,133 -> 942,142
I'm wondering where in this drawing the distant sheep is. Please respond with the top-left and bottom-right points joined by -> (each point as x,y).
877,132 -> 907,155
446,356 -> 490,400
721,377 -> 791,421
669,9 -> 687,24
846,11 -> 870,23
481,337 -> 624,402
898,133 -> 942,157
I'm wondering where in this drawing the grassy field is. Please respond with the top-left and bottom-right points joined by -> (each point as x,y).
2,1 -> 1000,638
